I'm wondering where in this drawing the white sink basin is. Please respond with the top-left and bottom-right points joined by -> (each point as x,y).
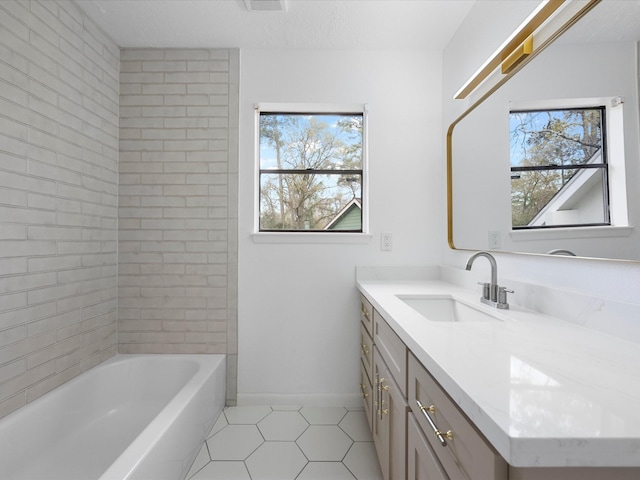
397,295 -> 500,323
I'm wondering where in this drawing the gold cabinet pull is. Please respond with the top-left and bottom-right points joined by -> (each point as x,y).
416,399 -> 453,447
360,383 -> 369,398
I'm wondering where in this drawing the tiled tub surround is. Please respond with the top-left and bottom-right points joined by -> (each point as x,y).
0,0 -> 119,419
0,354 -> 226,480
118,48 -> 239,402
357,266 -> 640,469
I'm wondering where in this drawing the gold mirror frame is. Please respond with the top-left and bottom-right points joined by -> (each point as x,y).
447,0 -> 605,254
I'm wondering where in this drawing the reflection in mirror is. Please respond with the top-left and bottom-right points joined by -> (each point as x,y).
450,0 -> 640,261
509,106 -> 608,228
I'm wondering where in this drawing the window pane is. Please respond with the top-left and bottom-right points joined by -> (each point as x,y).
258,110 -> 364,232
510,108 -> 604,168
509,107 -> 608,229
260,113 -> 363,170
511,168 -> 607,227
260,173 -> 362,231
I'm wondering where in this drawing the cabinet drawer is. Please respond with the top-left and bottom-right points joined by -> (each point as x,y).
360,295 -> 374,337
360,361 -> 373,430
360,322 -> 374,381
374,310 -> 407,397
408,353 -> 507,480
408,412 -> 448,480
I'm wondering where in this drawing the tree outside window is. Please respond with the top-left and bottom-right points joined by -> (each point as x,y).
510,107 -> 609,228
259,112 -> 364,232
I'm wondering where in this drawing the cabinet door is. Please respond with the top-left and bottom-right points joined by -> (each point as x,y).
408,413 -> 449,480
374,347 -> 408,480
372,352 -> 390,479
408,353 -> 507,480
360,361 -> 373,431
374,310 -> 407,397
361,322 -> 374,381
360,295 -> 374,336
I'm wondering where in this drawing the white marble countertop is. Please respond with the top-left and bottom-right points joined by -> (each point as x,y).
357,274 -> 640,468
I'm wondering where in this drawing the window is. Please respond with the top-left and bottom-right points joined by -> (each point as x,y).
257,107 -> 365,232
509,106 -> 609,229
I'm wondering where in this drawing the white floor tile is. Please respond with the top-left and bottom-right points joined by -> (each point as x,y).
257,410 -> 309,441
297,462 -> 357,480
297,425 -> 354,461
300,406 -> 348,424
207,424 -> 264,461
191,406 -> 382,480
224,405 -> 272,424
189,461 -> 251,480
186,443 -> 210,479
245,442 -> 307,480
207,412 -> 228,438
343,442 -> 383,480
271,405 -> 301,411
339,410 -> 374,441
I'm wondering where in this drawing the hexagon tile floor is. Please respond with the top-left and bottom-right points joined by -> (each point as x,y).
185,405 -> 384,480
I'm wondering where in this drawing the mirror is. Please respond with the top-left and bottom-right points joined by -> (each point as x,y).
449,0 -> 640,261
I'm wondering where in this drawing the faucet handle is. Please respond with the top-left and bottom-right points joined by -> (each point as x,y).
497,286 -> 514,309
477,282 -> 491,300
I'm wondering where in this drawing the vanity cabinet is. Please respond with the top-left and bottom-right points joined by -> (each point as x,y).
373,348 -> 408,480
373,308 -> 408,480
359,282 -> 640,480
360,294 -> 506,480
408,353 -> 507,480
360,296 -> 375,428
407,412 -> 448,479
360,321 -> 374,430
359,295 -> 408,480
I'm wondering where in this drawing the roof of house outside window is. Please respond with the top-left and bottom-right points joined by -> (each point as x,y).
324,198 -> 362,231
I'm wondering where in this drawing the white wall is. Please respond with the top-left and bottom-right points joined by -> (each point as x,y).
238,49 -> 443,404
442,2 -> 640,306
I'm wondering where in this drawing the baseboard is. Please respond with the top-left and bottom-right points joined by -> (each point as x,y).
236,392 -> 363,408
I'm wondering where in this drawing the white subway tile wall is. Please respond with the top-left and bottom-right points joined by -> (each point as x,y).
118,48 -> 239,403
0,0 -> 119,418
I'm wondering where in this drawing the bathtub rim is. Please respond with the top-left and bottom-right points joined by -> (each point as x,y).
99,353 -> 226,480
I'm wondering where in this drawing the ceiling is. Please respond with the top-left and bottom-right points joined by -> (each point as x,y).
74,0 -> 475,50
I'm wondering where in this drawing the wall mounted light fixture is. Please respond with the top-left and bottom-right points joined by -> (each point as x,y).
453,0 -> 600,100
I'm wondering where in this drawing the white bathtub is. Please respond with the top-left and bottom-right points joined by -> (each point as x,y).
0,354 -> 226,480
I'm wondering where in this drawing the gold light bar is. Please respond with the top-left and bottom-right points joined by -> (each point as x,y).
501,34 -> 533,74
454,0 -> 564,100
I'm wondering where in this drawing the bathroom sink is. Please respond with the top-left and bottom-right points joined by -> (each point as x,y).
397,295 -> 500,323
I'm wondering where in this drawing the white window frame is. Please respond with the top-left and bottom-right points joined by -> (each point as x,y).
252,103 -> 371,244
509,96 -> 630,242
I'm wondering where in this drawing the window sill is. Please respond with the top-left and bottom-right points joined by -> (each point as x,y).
251,232 -> 373,244
510,225 -> 633,242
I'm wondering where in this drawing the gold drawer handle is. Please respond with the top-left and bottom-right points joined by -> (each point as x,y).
417,400 -> 453,447
360,383 -> 369,398
435,429 -> 454,441
378,378 -> 389,392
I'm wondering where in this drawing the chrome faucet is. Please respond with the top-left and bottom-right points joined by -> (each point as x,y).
465,251 -> 512,309
547,249 -> 576,256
